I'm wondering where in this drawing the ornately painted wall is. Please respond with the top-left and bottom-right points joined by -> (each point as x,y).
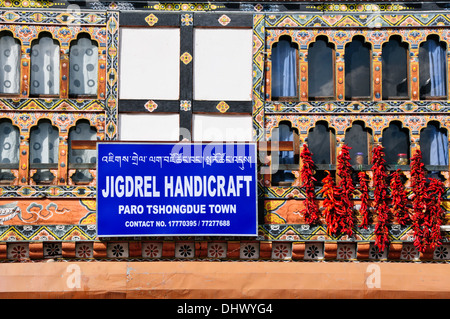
0,1 -> 449,265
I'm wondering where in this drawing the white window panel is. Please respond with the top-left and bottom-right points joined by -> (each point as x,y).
119,28 -> 180,100
119,114 -> 180,141
192,114 -> 253,142
194,29 -> 253,101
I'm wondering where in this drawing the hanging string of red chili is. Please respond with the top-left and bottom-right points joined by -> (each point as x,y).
413,177 -> 445,253
320,170 -> 339,236
335,144 -> 355,237
410,149 -> 427,224
410,150 -> 445,252
358,171 -> 371,229
390,169 -> 411,226
371,145 -> 390,252
300,144 -> 320,225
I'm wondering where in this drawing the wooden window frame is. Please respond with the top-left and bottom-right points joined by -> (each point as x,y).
307,36 -> 336,102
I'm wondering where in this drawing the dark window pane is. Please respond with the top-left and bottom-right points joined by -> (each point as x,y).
420,122 -> 448,166
69,120 -> 97,164
345,37 -> 371,99
308,37 -> 334,99
0,33 -> 20,94
272,122 -> 297,186
419,37 -> 447,98
30,120 -> 59,164
382,36 -> 408,99
69,35 -> 98,97
308,122 -> 331,164
345,122 -> 369,165
0,120 -> 19,164
382,122 -> 410,165
271,37 -> 298,99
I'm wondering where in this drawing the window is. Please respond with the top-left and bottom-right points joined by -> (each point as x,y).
69,34 -> 98,97
192,114 -> 252,142
69,120 -> 97,184
419,35 -> 447,99
29,120 -> 59,183
420,121 -> 448,167
119,114 -> 180,141
30,33 -> 60,96
0,119 -> 19,164
382,35 -> 409,99
345,121 -> 373,166
0,32 -> 20,95
271,121 -> 298,186
381,121 -> 410,166
307,121 -> 336,184
120,28 -> 180,100
345,36 -> 371,100
194,28 -> 252,101
271,36 -> 298,100
0,119 -> 19,183
307,121 -> 335,165
308,36 -> 334,100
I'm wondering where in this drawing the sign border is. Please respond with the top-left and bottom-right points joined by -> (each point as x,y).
96,141 -> 258,237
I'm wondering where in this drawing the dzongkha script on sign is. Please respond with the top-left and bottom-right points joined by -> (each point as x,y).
96,143 -> 258,236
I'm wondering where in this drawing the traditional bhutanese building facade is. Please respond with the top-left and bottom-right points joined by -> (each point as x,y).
0,0 -> 450,298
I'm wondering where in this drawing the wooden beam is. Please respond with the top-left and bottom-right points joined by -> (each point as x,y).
71,140 -> 295,152
70,140 -> 97,150
257,141 -> 294,152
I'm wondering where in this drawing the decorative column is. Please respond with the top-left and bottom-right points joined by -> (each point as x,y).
336,48 -> 345,101
410,47 -> 419,101
60,46 -> 69,99
97,52 -> 107,100
20,44 -> 30,98
373,47 -> 382,101
18,132 -> 29,185
299,49 -> 308,101
58,134 -> 68,185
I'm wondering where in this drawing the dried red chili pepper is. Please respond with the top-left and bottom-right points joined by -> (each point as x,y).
390,169 -> 411,226
358,171 -> 371,229
319,145 -> 356,237
300,144 -> 320,225
372,145 -> 390,252
336,144 -> 355,237
410,149 -> 427,218
410,150 -> 445,252
320,170 -> 339,236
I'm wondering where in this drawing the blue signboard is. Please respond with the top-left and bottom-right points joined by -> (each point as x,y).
97,142 -> 258,237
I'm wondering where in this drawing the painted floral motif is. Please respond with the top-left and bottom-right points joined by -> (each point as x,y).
434,245 -> 449,260
181,14 -> 193,26
76,243 -> 93,258
401,244 -> 419,260
241,243 -> 258,259
145,13 -> 158,26
110,244 -> 125,258
180,100 -> 192,111
337,244 -> 355,259
305,244 -> 322,259
44,243 -> 61,257
208,243 -> 226,258
143,243 -> 161,258
272,243 -> 290,259
8,244 -> 28,260
218,14 -> 231,26
369,244 -> 386,259
144,100 -> 158,112
216,101 -> 230,113
180,52 -> 192,65
177,244 -> 193,258
254,4 -> 264,12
